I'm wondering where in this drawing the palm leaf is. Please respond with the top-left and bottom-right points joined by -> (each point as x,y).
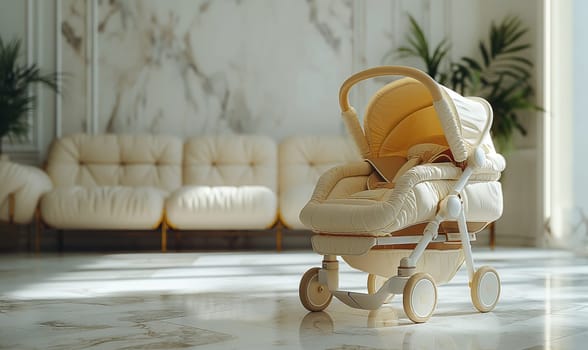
391,15 -> 450,83
0,36 -> 60,153
386,14 -> 540,152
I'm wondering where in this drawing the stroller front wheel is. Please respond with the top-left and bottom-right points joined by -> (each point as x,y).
299,267 -> 333,312
470,266 -> 501,312
403,273 -> 437,323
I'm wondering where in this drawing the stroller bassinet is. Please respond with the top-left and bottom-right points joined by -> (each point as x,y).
298,66 -> 505,323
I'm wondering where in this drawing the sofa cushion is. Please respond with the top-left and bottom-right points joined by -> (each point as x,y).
166,186 -> 277,230
278,136 -> 360,229
46,134 -> 182,192
183,135 -> 277,191
41,186 -> 166,229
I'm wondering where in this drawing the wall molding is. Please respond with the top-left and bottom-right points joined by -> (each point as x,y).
55,0 -> 62,139
91,0 -> 98,134
392,1 -> 401,62
351,0 -> 366,113
85,1 -> 92,134
34,0 -> 42,151
26,0 -> 33,149
444,0 -> 454,63
54,0 -> 98,137
4,0 -> 38,154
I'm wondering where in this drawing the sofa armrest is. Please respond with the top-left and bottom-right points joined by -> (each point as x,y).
309,161 -> 372,202
0,161 -> 53,224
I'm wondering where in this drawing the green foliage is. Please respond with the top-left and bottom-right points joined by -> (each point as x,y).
391,15 -> 541,152
0,36 -> 59,154
385,15 -> 450,84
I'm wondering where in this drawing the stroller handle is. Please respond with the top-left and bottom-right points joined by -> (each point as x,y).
338,66 -> 443,112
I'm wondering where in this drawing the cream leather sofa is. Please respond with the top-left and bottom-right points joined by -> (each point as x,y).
37,133 -> 278,251
3,134 -> 358,251
278,136 -> 360,229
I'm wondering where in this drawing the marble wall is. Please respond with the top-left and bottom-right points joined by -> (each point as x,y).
58,0 -> 474,140
61,0 -> 357,139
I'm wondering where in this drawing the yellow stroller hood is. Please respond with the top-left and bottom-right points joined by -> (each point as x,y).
339,66 -> 495,164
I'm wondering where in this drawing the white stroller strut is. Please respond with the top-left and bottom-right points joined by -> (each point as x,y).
298,66 -> 504,323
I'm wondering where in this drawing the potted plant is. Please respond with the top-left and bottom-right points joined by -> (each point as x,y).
0,36 -> 59,158
385,15 -> 541,152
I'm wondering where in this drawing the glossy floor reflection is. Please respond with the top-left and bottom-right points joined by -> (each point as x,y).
0,248 -> 587,349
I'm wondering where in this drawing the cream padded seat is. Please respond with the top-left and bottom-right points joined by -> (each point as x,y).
300,159 -> 504,236
41,134 -> 182,229
166,186 -> 276,229
41,186 -> 167,229
0,161 -> 52,224
165,136 -> 278,229
278,136 -> 360,229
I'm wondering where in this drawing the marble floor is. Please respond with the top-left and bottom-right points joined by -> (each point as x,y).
0,248 -> 587,350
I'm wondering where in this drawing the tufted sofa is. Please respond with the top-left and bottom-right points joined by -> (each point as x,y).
35,134 -> 278,251
2,133 -> 357,251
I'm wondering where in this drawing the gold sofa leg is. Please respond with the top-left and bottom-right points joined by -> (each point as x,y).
161,221 -> 168,252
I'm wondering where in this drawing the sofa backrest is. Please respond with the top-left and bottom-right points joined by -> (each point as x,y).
46,134 -> 183,191
183,135 -> 277,191
278,136 -> 361,193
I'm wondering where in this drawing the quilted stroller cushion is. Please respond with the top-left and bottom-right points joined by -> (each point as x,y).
300,162 -> 503,236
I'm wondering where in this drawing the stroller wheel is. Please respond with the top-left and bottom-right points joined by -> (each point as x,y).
299,267 -> 332,312
367,274 -> 394,303
403,273 -> 437,323
471,266 -> 500,312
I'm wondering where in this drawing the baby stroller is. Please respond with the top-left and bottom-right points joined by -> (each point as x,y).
298,66 -> 505,323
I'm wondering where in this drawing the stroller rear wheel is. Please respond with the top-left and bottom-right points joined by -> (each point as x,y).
470,266 -> 500,312
403,273 -> 437,323
299,267 -> 333,312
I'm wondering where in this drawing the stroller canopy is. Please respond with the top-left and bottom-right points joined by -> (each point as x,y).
339,66 -> 494,163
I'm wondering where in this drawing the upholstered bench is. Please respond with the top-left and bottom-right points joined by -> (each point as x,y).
40,134 -> 181,231
166,136 -> 277,230
4,133 -> 360,251
37,133 -> 278,251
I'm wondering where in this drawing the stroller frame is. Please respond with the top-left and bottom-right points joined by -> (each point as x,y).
298,66 -> 501,323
